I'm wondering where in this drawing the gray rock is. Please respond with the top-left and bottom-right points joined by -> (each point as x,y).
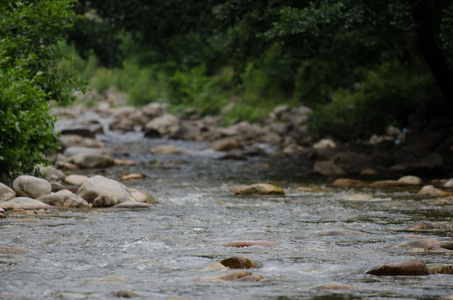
93,192 -> 118,207
64,174 -> 89,186
397,175 -> 422,185
77,175 -> 136,205
0,183 -> 16,202
38,190 -> 90,208
365,259 -> 429,276
145,114 -> 180,136
444,178 -> 453,188
68,153 -> 114,169
209,138 -> 242,151
38,165 -> 65,181
13,175 -> 52,199
0,197 -> 54,210
64,146 -> 106,159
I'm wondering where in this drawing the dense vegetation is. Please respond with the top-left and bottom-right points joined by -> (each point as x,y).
0,0 -> 84,178
67,0 -> 453,140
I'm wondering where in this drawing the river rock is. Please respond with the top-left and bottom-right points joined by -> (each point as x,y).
93,192 -> 118,207
64,146 -> 106,158
0,245 -> 31,254
234,183 -> 285,195
396,238 -> 441,250
0,183 -> 16,202
77,175 -> 136,205
38,190 -> 90,208
398,175 -> 422,185
221,241 -> 277,247
365,259 -> 429,276
127,188 -> 158,203
427,264 -> 453,275
13,175 -> 52,199
419,185 -> 448,196
339,193 -> 373,201
219,256 -> 260,269
370,180 -> 400,187
202,262 -> 229,272
425,245 -> 453,253
444,179 -> 453,188
113,202 -> 153,208
142,102 -> 165,119
332,178 -> 367,186
145,113 -> 180,136
64,174 -> 89,186
405,222 -> 451,231
0,208 -> 7,218
38,165 -> 66,181
209,137 -> 242,151
0,197 -> 54,210
333,152 -> 374,174
58,135 -> 104,149
68,153 -> 114,169
200,270 -> 263,282
313,161 -> 346,176
150,145 -> 183,155
313,139 -> 336,149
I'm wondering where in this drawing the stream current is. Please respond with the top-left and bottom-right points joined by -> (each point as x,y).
2,132 -> 453,299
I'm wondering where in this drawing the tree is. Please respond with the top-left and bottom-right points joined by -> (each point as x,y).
0,0 -> 85,178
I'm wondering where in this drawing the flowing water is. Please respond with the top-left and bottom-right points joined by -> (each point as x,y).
2,132 -> 453,299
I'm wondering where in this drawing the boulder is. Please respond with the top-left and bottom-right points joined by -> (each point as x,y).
0,197 -> 54,210
68,153 -> 114,169
313,139 -> 336,149
419,185 -> 448,196
398,175 -> 422,186
200,270 -> 263,282
0,183 -> 16,202
234,183 -> 285,195
219,256 -> 260,269
38,165 -> 66,181
314,161 -> 346,176
170,122 -> 200,140
13,175 -> 52,199
77,175 -> 136,205
142,102 -> 165,119
64,174 -> 89,186
333,152 -> 374,174
38,190 -> 90,208
150,145 -> 183,155
365,259 -> 429,276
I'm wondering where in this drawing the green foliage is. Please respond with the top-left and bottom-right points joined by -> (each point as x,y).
0,0 -> 84,178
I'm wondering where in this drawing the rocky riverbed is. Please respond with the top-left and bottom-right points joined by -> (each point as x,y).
1,96 -> 453,299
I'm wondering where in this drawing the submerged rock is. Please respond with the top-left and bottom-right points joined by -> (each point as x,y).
419,185 -> 449,196
332,178 -> 367,187
234,183 -> 285,195
150,145 -> 183,155
427,264 -> 453,275
219,256 -> 260,269
13,175 -> 52,199
200,270 -> 263,282
404,222 -> 451,231
221,241 -> 277,247
365,259 -> 429,276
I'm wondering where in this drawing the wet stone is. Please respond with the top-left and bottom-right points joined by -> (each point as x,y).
234,183 -> 285,195
200,270 -> 263,282
365,259 -> 429,276
219,256 -> 260,269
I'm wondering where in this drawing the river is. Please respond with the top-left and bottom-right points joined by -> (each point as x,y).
1,132 -> 453,299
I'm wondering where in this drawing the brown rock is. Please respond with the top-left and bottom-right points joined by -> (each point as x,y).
200,270 -> 263,282
332,178 -> 367,186
150,145 -> 183,155
398,175 -> 422,185
428,264 -> 453,275
370,180 -> 400,187
365,259 -> 429,276
221,241 -> 277,247
119,173 -> 147,182
419,185 -> 448,196
209,138 -> 242,151
234,183 -> 284,195
405,222 -> 451,231
220,256 -> 260,269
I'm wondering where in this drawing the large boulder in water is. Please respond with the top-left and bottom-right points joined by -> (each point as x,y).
0,197 -> 54,210
13,175 -> 52,199
77,175 -> 136,206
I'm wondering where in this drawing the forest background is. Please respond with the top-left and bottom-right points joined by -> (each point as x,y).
1,0 -> 453,177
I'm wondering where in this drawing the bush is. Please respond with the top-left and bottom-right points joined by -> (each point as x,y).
0,1 -> 84,178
